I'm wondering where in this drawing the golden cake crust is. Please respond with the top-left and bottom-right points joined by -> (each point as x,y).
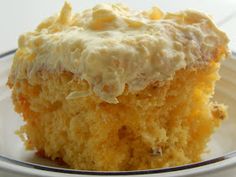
9,61 -> 226,170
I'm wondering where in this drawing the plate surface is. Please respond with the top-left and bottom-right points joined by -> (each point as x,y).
0,53 -> 236,177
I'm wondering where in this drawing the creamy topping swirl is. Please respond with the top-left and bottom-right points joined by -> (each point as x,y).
10,2 -> 229,103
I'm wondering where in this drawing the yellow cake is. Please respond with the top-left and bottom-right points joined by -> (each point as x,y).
7,2 -> 229,171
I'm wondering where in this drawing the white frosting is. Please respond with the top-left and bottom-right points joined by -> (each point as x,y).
10,2 -> 229,103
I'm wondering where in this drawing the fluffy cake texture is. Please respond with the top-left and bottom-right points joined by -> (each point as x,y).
8,2 -> 229,171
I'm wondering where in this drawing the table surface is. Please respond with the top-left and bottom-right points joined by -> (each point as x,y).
0,1 -> 236,177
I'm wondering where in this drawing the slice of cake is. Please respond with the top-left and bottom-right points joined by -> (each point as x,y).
8,2 -> 229,171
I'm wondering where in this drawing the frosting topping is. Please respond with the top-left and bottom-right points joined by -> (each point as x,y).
11,2 -> 229,103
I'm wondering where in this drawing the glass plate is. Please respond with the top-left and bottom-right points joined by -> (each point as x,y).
0,50 -> 236,177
